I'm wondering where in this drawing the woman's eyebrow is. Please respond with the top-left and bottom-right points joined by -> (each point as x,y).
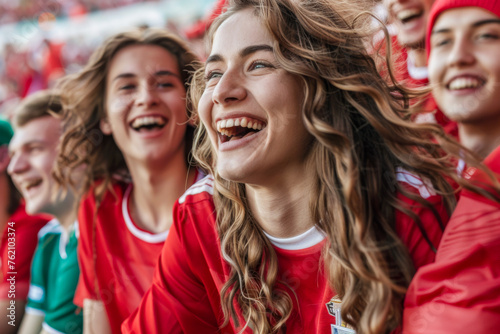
112,73 -> 136,82
154,70 -> 179,78
205,44 -> 273,66
205,54 -> 223,66
472,18 -> 500,28
433,18 -> 500,35
239,44 -> 273,57
112,70 -> 179,82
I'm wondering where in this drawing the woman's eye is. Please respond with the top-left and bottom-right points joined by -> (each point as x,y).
28,146 -> 43,154
433,38 -> 451,48
158,82 -> 174,88
477,33 -> 499,41
119,84 -> 135,90
205,71 -> 222,81
249,61 -> 273,70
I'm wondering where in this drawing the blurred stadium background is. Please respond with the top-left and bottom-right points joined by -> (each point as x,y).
0,0 -> 218,118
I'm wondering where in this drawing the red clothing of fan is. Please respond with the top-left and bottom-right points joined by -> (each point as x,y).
403,145 -> 500,333
123,171 -> 448,333
75,171 -> 203,334
0,203 -> 50,300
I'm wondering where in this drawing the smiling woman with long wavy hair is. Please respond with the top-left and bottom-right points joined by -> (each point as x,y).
123,1 -> 500,333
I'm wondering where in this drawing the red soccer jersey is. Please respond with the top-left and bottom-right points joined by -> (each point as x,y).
403,145 -> 500,334
0,203 -> 50,301
75,171 -> 204,334
123,171 -> 449,334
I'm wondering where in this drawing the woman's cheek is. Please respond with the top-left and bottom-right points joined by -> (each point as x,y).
198,90 -> 214,127
108,94 -> 134,116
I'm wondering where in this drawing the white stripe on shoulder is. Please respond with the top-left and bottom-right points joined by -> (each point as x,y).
42,322 -> 66,334
178,175 -> 214,204
37,219 -> 62,239
396,167 -> 436,199
25,307 -> 45,316
456,158 -> 466,176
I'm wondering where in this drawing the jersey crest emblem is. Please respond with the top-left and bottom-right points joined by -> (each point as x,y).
326,296 -> 356,334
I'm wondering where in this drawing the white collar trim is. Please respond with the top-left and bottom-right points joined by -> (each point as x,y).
263,225 -> 325,251
122,184 -> 169,243
55,220 -> 78,259
407,56 -> 428,80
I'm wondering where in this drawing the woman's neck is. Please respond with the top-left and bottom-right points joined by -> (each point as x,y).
57,209 -> 77,231
459,120 -> 500,159
127,153 -> 196,234
407,47 -> 427,69
52,190 -> 79,231
245,165 -> 316,238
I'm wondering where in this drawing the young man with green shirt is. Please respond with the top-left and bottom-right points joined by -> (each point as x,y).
7,90 -> 83,334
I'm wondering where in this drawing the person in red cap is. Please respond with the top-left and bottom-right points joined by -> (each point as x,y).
403,1 -> 500,332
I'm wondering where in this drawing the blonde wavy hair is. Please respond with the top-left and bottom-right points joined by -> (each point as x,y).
54,28 -> 201,201
190,0 -> 500,333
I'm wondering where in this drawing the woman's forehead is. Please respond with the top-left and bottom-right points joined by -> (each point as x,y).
433,7 -> 500,32
210,9 -> 273,57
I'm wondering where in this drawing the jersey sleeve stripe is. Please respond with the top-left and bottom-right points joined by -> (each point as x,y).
42,322 -> 67,334
396,168 -> 436,199
25,306 -> 46,316
178,175 -> 214,204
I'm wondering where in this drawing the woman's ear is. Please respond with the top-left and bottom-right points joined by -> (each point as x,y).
100,118 -> 112,135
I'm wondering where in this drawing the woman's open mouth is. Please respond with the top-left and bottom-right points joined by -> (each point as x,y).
216,117 -> 266,143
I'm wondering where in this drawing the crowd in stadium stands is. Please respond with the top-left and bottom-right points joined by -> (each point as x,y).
0,0 -> 499,333
0,0 -> 161,25
0,0 -> 212,118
